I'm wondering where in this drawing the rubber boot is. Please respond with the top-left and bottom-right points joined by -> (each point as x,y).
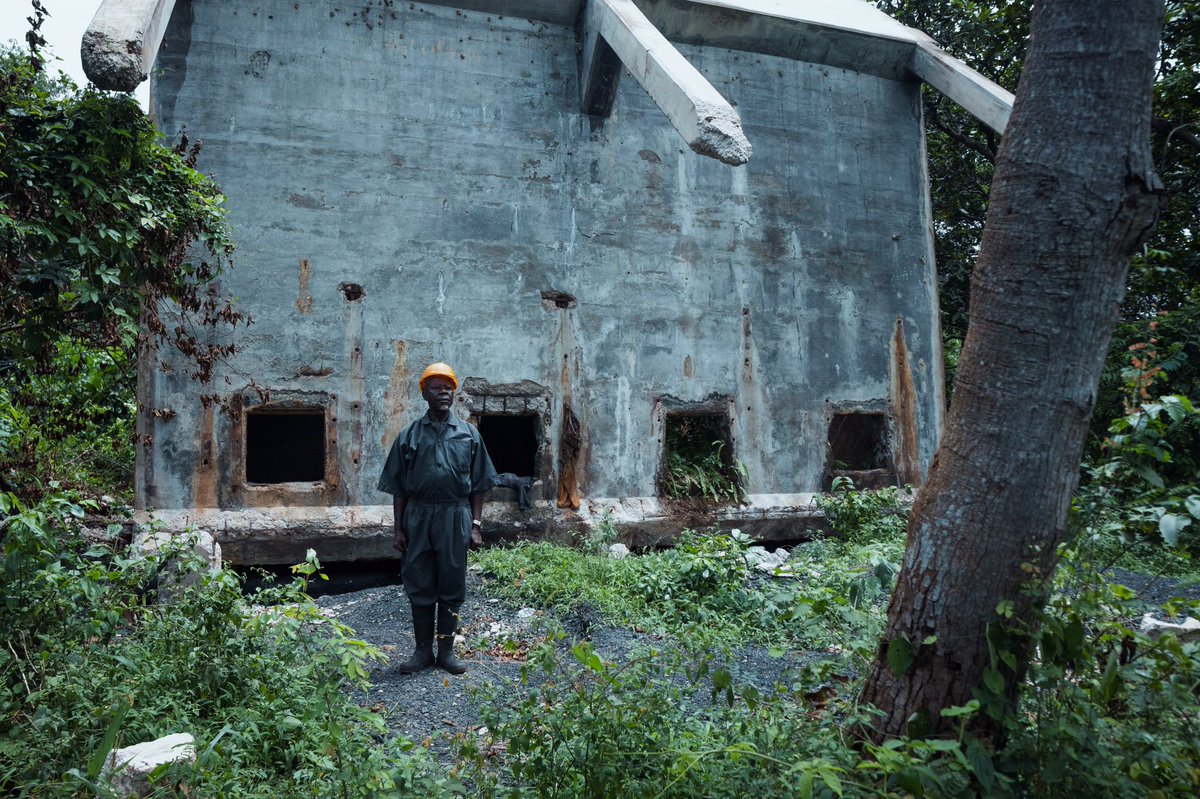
436,604 -> 468,674
397,605 -> 435,673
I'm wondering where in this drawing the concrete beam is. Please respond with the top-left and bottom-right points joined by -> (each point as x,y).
585,0 -> 752,165
910,42 -> 1013,134
580,7 -> 624,117
81,0 -> 177,92
637,0 -> 924,80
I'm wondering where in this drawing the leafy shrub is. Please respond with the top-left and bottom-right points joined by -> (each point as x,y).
986,551 -> 1200,798
1076,394 -> 1200,561
476,530 -> 799,647
0,490 -> 458,798
474,539 -> 636,621
459,635 -> 1011,799
0,339 -> 135,500
818,477 -> 911,544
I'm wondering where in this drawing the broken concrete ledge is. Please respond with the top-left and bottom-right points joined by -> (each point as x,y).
82,0 -> 178,92
136,493 -> 830,565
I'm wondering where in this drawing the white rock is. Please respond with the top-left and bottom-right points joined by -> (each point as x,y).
104,733 -> 195,797
745,546 -> 791,573
608,543 -> 630,559
1140,614 -> 1200,640
517,607 -> 538,620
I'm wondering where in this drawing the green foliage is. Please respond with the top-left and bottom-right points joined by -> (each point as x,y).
660,416 -> 746,504
818,477 -> 911,544
0,490 -> 458,798
1076,335 -> 1200,560
476,518 -> 906,657
0,338 -> 134,499
460,637 -> 862,799
459,634 -> 1009,799
462,537 -> 1200,799
1,4 -> 245,378
974,551 -> 1200,798
475,539 -> 632,620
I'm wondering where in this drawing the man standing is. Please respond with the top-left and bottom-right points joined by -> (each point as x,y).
378,362 -> 498,674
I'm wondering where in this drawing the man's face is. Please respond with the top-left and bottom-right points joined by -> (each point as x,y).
422,376 -> 455,413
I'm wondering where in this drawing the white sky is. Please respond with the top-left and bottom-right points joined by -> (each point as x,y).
1,0 -> 149,108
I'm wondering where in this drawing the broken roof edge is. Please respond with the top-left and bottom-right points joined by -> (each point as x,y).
80,0 -> 1012,134
638,0 -> 1013,134
81,0 -> 177,93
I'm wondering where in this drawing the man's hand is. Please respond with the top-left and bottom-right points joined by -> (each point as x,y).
393,527 -> 408,553
469,526 -> 483,548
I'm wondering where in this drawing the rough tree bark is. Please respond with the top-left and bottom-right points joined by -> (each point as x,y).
860,0 -> 1165,738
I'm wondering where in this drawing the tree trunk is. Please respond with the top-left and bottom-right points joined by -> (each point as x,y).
860,0 -> 1165,739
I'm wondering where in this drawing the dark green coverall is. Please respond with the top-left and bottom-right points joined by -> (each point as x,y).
377,412 -> 498,606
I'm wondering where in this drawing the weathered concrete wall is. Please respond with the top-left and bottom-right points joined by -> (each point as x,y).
142,0 -> 943,562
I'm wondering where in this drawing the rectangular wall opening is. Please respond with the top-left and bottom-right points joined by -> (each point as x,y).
659,412 -> 742,503
826,412 -> 893,489
245,408 -> 326,483
478,414 -> 539,477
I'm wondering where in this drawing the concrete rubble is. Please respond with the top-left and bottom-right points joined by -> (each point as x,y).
743,545 -> 794,576
128,528 -> 222,601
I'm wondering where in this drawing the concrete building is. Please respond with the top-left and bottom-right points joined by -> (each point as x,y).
83,0 -> 1012,564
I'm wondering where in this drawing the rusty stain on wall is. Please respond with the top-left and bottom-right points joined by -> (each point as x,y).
296,258 -> 314,315
683,354 -> 694,378
192,402 -> 218,508
381,341 -> 410,447
890,317 -> 922,486
555,302 -> 584,508
557,401 -> 582,509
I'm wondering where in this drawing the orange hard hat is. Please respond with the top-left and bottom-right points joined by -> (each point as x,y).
419,362 -> 458,391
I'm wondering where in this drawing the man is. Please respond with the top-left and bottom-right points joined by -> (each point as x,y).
377,362 -> 498,674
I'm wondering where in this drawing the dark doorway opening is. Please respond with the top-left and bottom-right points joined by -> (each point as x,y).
659,412 -> 742,503
478,414 -> 539,477
246,409 -> 326,483
826,412 -> 894,489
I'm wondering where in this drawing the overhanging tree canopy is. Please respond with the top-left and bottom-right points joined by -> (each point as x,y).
0,1 -> 243,381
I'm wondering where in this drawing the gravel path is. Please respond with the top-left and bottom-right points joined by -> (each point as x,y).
314,569 -> 797,760
314,560 -> 1200,761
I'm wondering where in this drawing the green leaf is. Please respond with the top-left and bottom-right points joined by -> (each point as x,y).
940,699 -> 981,718
818,766 -> 844,797
86,698 -> 128,779
1133,464 -> 1166,488
1158,513 -> 1190,546
982,668 -> 1005,695
886,635 -> 914,676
